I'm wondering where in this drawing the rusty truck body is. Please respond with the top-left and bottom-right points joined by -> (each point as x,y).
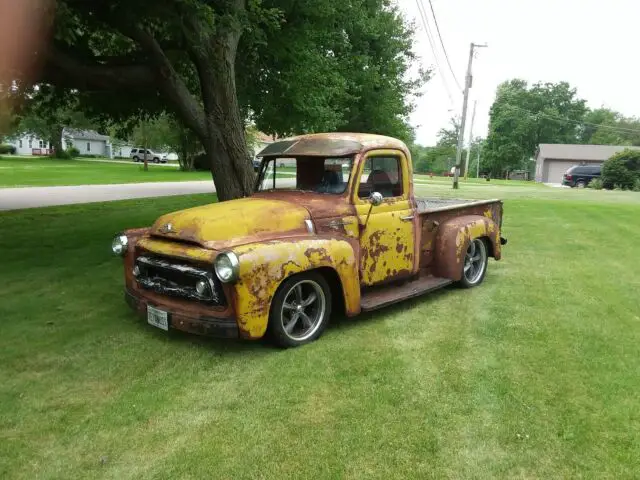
112,133 -> 506,347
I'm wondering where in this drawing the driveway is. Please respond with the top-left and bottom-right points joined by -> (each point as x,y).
0,181 -> 215,211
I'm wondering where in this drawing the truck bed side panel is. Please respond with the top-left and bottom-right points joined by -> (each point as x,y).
416,199 -> 503,271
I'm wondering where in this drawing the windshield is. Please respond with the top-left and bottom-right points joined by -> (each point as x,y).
256,157 -> 353,194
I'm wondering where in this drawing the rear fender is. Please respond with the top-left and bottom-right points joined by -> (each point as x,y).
432,215 -> 501,281
232,237 -> 360,338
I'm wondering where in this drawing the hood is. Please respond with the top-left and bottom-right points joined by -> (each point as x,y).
149,197 -> 310,250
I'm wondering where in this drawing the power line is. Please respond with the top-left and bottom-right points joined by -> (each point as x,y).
504,104 -> 640,135
414,0 -> 454,104
424,0 -> 462,92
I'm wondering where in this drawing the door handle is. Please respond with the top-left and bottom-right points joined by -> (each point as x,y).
400,215 -> 415,222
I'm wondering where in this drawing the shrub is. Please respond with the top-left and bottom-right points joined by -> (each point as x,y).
67,147 -> 80,158
633,178 -> 640,192
79,154 -> 99,158
51,149 -> 71,159
602,149 -> 640,189
0,144 -> 16,155
588,177 -> 603,190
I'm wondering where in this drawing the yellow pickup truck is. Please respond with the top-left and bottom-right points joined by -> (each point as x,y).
112,133 -> 506,347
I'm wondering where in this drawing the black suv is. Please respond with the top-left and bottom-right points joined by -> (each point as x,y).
562,164 -> 601,188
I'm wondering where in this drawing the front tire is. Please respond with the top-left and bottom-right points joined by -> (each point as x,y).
458,238 -> 488,288
153,157 -> 160,163
133,156 -> 139,162
576,180 -> 586,188
268,272 -> 332,348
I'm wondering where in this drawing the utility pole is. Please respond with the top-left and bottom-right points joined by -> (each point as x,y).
453,42 -> 487,189
464,100 -> 477,179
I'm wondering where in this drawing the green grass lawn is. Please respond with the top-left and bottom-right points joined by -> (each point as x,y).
0,156 -> 212,187
1,185 -> 640,478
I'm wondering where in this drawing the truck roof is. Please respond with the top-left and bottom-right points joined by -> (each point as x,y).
257,132 -> 409,158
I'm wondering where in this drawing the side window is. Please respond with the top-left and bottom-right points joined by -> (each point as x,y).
358,156 -> 403,198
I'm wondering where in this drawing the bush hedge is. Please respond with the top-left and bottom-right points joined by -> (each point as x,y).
602,149 -> 640,190
0,144 -> 16,155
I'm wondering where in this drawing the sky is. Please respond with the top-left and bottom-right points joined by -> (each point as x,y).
400,0 -> 640,146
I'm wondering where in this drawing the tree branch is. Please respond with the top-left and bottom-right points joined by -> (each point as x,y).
43,45 -> 155,90
117,24 -> 207,139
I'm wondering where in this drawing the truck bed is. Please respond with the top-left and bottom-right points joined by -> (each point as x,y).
415,197 -> 500,214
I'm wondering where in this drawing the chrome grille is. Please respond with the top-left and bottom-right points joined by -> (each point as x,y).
134,256 -> 225,306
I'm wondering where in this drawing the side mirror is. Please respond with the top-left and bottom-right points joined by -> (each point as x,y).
369,192 -> 383,207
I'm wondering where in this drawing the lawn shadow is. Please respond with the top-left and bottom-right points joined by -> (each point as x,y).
328,285 -> 454,334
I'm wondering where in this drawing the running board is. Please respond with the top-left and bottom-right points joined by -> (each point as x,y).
360,276 -> 453,311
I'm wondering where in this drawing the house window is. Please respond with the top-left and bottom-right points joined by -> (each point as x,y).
39,140 -> 45,148
28,138 -> 33,148
19,140 -> 23,148
87,142 -> 91,152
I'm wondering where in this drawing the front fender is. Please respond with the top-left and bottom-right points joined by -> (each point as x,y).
432,215 -> 501,281
232,237 -> 360,339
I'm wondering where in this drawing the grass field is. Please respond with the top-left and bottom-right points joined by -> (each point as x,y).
0,156 -> 211,187
1,183 -> 639,478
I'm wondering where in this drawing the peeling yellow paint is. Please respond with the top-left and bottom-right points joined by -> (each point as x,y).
137,237 -> 216,263
149,197 -> 310,249
232,238 -> 360,338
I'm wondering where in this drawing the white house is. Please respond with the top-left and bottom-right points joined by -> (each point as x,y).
7,135 -> 53,156
7,129 -> 112,157
64,129 -> 111,156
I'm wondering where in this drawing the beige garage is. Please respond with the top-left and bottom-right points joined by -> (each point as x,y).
535,144 -> 640,184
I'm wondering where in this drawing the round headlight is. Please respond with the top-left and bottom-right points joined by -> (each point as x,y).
214,251 -> 239,283
111,233 -> 129,256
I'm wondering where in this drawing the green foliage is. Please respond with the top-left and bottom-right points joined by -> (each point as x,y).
483,80 -> 588,176
602,149 -> 640,189
0,144 -> 16,155
241,0 -> 424,141
580,108 -> 640,146
634,178 -> 640,192
588,178 -> 604,190
67,146 -> 80,158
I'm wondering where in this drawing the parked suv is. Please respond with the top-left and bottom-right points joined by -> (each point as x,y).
562,164 -> 601,188
130,148 -> 167,163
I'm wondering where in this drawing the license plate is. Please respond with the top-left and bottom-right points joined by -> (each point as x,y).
147,305 -> 169,331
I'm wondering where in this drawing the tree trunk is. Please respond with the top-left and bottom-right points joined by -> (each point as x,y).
183,9 -> 255,202
50,124 -> 64,158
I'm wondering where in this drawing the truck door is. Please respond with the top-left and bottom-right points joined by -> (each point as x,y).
354,150 -> 416,286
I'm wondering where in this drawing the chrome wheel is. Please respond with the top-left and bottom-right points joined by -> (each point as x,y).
280,280 -> 326,342
463,238 -> 487,285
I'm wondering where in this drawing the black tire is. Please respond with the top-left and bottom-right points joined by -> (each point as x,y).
133,156 -> 139,162
575,180 -> 586,188
268,272 -> 332,348
153,157 -> 160,163
457,238 -> 489,288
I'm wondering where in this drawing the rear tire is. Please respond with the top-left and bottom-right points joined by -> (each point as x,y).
458,238 -> 488,288
576,180 -> 586,188
268,272 -> 332,348
133,156 -> 139,162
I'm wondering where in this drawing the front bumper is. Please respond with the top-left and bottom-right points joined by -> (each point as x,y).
125,289 -> 239,339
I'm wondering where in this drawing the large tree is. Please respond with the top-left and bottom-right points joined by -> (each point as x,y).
4,0 -> 423,200
483,80 -> 588,176
579,107 -> 640,146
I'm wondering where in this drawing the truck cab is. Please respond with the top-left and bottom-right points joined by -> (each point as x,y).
113,133 -> 506,347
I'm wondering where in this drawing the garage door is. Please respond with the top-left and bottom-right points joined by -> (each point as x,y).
542,160 -> 577,184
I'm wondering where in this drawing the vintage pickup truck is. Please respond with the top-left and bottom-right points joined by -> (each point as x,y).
112,133 -> 506,347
